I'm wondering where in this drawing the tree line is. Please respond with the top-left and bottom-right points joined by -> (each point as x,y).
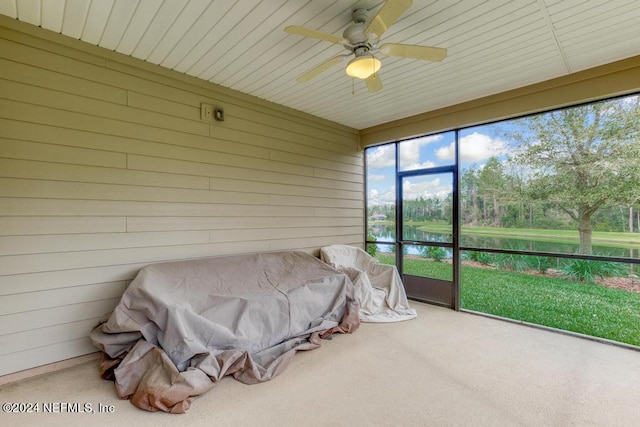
460,158 -> 640,234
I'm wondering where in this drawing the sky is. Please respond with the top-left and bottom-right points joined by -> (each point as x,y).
366,126 -> 509,206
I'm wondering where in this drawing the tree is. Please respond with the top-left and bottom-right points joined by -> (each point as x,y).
477,157 -> 506,226
508,96 -> 640,254
460,167 -> 480,225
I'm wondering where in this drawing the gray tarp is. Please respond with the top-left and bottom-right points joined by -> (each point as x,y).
90,251 -> 360,413
320,245 -> 417,322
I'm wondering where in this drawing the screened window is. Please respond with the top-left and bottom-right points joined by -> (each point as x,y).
364,93 -> 640,348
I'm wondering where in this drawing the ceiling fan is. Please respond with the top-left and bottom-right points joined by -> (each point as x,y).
284,0 -> 447,92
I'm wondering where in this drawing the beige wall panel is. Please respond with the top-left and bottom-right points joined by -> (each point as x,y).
0,43 -> 104,89
314,167 -> 364,184
0,158 -> 209,190
0,241 -> 271,276
0,118 -> 271,161
270,194 -> 363,209
269,150 -> 363,174
0,48 -> 103,92
209,226 -> 362,243
1,282 -> 127,316
208,177 -> 361,200
0,264 -> 146,296
127,216 -> 363,232
268,235 -> 362,252
0,26 -> 106,66
0,104 -> 243,168
102,63 -> 226,111
0,99 -> 217,146
131,155 -> 361,192
0,338 -> 98,376
0,118 -> 137,157
128,140 -> 270,169
0,57 -> 126,104
0,178 -> 269,205
213,126 -> 362,166
224,118 -> 356,156
0,38 -> 190,108
0,138 -> 126,168
0,231 -> 209,255
129,154 -> 315,184
128,150 -> 312,179
0,216 -> 126,236
227,105 -> 357,146
0,298 -> 120,336
127,90 -> 200,121
0,198 -> 315,217
267,136 -> 362,167
0,78 -> 210,137
314,207 -> 364,218
1,318 -> 101,356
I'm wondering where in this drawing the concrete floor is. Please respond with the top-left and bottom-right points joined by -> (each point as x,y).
2,302 -> 640,426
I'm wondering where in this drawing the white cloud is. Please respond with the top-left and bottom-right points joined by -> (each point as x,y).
400,135 -> 442,168
373,192 -> 396,204
403,160 -> 437,171
435,144 -> 454,160
368,135 -> 444,170
437,132 -> 507,162
366,145 -> 395,169
368,186 -> 396,205
368,174 -> 387,182
402,178 -> 449,200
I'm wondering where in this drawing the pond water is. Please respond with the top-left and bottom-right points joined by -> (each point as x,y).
368,225 -> 640,259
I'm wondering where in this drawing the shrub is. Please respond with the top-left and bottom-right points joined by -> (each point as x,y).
495,253 -> 529,272
526,256 -> 555,274
366,235 -> 378,257
560,259 -> 628,283
422,246 -> 448,262
468,250 -> 496,265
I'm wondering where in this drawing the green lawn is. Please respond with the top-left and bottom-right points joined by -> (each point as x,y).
408,221 -> 640,248
376,253 -> 640,346
371,220 -> 640,248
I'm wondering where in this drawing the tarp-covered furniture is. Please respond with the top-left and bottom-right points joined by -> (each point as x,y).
320,245 -> 417,323
90,251 -> 359,413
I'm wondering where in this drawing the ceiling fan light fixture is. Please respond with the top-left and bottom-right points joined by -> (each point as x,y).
346,55 -> 381,79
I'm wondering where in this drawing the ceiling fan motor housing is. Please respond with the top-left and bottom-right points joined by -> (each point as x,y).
351,8 -> 369,24
343,9 -> 372,50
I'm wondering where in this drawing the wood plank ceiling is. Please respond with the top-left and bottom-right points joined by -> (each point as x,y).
1,0 -> 639,129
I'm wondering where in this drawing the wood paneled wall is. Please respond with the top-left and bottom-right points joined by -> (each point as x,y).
0,17 -> 362,376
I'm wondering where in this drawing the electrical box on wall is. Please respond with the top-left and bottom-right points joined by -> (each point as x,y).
201,103 -> 224,121
200,103 -> 213,121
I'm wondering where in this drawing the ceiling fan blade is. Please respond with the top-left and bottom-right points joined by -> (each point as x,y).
284,25 -> 345,44
296,56 -> 345,83
365,73 -> 383,92
365,0 -> 412,39
379,43 -> 447,62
